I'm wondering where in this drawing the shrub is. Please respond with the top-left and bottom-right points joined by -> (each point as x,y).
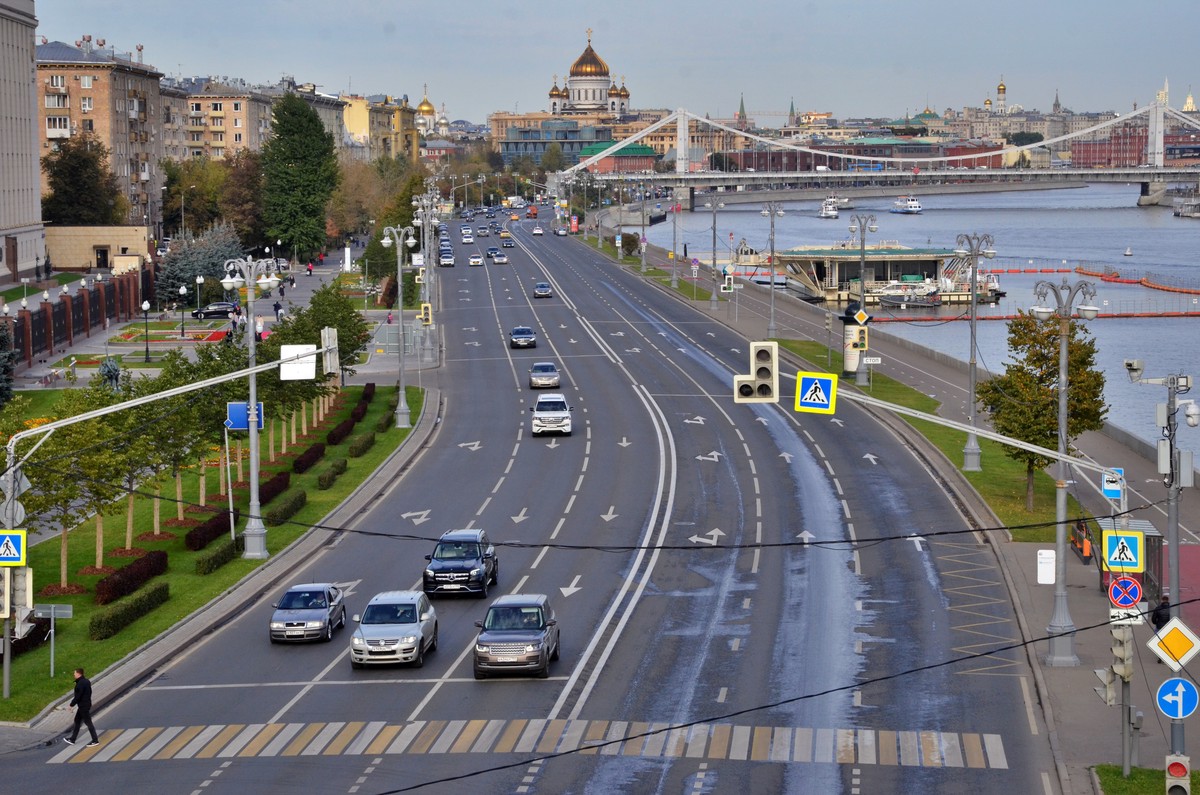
260,471 -> 291,505
327,419 -> 355,446
362,382 -> 376,402
351,400 -> 368,422
375,411 -> 395,434
265,488 -> 307,526
316,458 -> 348,490
89,581 -> 169,640
292,442 -> 326,474
348,432 -> 375,458
184,508 -> 240,552
95,550 -> 168,605
195,537 -> 238,575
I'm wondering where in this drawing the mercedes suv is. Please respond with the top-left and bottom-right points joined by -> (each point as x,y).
423,529 -> 499,597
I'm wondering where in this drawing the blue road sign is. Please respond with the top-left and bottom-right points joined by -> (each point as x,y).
225,402 -> 264,431
1103,529 -> 1144,573
1157,678 -> 1200,720
1102,468 -> 1124,500
1109,576 -> 1141,608
0,530 -> 26,566
795,372 -> 838,415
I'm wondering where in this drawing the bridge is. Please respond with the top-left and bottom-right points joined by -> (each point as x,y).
555,100 -> 1200,209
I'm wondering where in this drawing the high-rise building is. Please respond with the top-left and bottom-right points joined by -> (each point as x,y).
0,0 -> 44,282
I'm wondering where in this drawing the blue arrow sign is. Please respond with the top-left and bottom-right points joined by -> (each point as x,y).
0,530 -> 26,566
1109,576 -> 1141,608
225,402 -> 264,431
1157,678 -> 1199,720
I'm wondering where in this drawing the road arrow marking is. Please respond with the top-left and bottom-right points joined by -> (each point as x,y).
459,441 -> 482,451
780,452 -> 793,464
909,534 -> 923,550
560,575 -> 583,598
755,417 -> 768,425
625,348 -> 642,354
601,507 -> 619,522
696,451 -> 723,462
611,331 -> 626,337
689,528 -> 726,546
830,418 -> 844,427
684,416 -> 705,425
462,327 -> 478,332
401,510 -> 432,525
464,341 -> 480,347
546,439 -> 561,449
511,508 -> 529,524
863,453 -> 878,465
797,530 -> 815,545
618,437 -> 632,447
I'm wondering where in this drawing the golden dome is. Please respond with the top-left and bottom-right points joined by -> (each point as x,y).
997,78 -> 1006,93
549,83 -> 563,98
608,84 -> 620,97
416,84 -> 435,115
619,84 -> 629,98
984,97 -> 992,107
569,31 -> 609,77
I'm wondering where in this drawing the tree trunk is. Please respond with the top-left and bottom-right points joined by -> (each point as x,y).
199,460 -> 207,508
60,527 -> 68,587
153,483 -> 162,535
297,408 -> 304,440
280,416 -> 287,455
1025,465 -> 1036,512
218,450 -> 226,497
125,490 -> 136,548
95,513 -> 104,569
269,419 -> 276,463
175,469 -> 184,520
236,439 -> 244,483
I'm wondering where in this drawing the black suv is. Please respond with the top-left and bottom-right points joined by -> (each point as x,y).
423,529 -> 498,597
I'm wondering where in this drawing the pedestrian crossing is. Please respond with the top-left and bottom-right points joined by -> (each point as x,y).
49,717 -> 1008,769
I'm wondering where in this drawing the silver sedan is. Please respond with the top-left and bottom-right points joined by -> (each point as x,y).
529,362 -> 561,388
269,582 -> 347,643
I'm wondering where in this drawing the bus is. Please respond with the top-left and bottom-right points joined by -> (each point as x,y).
847,162 -> 884,172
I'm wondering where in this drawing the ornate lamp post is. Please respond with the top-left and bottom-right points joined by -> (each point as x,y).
1030,276 -> 1099,666
381,224 -> 418,428
705,198 -> 725,311
178,284 -> 187,338
141,299 -> 151,362
221,256 -> 282,560
639,183 -> 647,273
847,214 -> 877,386
760,202 -> 785,338
954,232 -> 996,471
195,274 -> 204,316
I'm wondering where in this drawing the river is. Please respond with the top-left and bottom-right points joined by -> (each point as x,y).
640,183 -> 1200,458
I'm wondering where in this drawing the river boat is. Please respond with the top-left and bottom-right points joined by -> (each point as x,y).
818,198 -> 840,219
878,290 -> 941,308
890,196 -> 923,214
1174,197 -> 1200,218
870,279 -> 941,307
829,195 -> 854,210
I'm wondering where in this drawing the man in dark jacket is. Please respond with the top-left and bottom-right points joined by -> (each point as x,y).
64,667 -> 99,746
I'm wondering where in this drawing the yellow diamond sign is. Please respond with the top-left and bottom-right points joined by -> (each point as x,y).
1148,617 -> 1200,671
854,309 -> 870,326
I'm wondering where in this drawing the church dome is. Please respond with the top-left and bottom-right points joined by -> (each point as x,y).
569,32 -> 609,77
549,83 -> 563,98
416,94 -> 435,115
619,84 -> 629,98
984,97 -> 992,107
997,78 -> 1006,93
608,84 -> 620,97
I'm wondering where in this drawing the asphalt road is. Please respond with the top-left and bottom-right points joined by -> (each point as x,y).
14,217 -> 1060,794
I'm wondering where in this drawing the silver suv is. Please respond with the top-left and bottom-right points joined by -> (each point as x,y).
530,393 -> 572,436
349,591 -> 438,668
473,594 -> 560,679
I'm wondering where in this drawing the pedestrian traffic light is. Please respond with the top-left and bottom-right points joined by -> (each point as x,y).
734,341 -> 779,404
1093,667 -> 1118,707
415,267 -> 426,284
419,303 -> 432,325
850,328 -> 869,350
824,313 -> 833,334
1166,754 -> 1191,795
1111,625 -> 1134,680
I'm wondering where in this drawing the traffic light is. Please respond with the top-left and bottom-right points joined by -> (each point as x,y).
850,327 -> 869,350
734,341 -> 779,404
1111,625 -> 1134,680
1166,754 -> 1191,795
419,303 -> 432,326
415,267 -> 426,284
824,313 -> 833,334
1093,667 -> 1118,707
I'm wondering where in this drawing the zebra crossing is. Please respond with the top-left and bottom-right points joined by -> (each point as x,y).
49,717 -> 1008,769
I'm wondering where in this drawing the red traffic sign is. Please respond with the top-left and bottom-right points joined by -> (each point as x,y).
1109,576 -> 1141,608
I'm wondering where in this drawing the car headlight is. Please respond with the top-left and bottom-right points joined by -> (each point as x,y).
270,621 -> 286,630
525,643 -> 540,653
424,569 -> 434,578
352,636 -> 366,648
475,644 -> 489,654
400,635 -> 418,644
470,567 -> 481,579
305,621 -> 324,629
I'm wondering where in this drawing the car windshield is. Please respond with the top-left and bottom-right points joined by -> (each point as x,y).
536,284 -> 550,290
362,603 -> 417,624
537,400 -> 567,412
513,327 -> 532,336
485,606 -> 543,631
280,591 -> 325,610
433,542 -> 480,561
532,364 -> 556,374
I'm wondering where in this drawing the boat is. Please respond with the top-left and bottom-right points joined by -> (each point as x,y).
878,290 -> 941,308
818,198 -> 839,219
870,278 -> 941,307
890,196 -> 923,214
829,195 -> 854,210
1124,247 -> 1133,256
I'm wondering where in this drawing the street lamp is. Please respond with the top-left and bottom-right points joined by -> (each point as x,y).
954,232 -> 996,471
639,184 -> 647,273
847,214 -> 878,386
705,198 -> 725,311
760,203 -> 785,338
1030,276 -> 1099,667
221,256 -> 282,560
195,274 -> 204,316
141,299 -> 151,362
178,284 -> 188,338
381,224 -> 417,428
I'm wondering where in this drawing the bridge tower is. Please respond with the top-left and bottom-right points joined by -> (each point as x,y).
675,109 -> 689,174
1148,80 -> 1167,167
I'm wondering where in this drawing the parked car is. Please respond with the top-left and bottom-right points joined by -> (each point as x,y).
473,593 -> 559,679
528,362 -> 561,389
555,227 -> 568,236
423,529 -> 498,597
192,301 -> 238,320
509,325 -> 537,348
349,590 -> 437,668
529,392 -> 572,436
533,282 -> 552,298
269,582 -> 346,643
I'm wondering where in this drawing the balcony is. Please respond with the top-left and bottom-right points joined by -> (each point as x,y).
186,122 -> 207,132
46,128 -> 71,139
45,84 -> 67,94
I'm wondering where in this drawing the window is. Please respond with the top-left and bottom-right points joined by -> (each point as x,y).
80,75 -> 93,89
46,116 -> 69,131
81,119 -> 94,132
44,94 -> 68,108
233,117 -> 242,128
233,101 -> 241,112
210,101 -> 222,112
212,148 -> 224,158
234,133 -> 242,143
190,132 -> 202,142
81,96 -> 93,112
211,117 -> 223,128
212,132 -> 224,142
50,74 -> 66,87
190,102 -> 201,112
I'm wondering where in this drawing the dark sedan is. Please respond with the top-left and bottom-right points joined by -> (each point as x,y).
509,326 -> 537,348
192,301 -> 238,319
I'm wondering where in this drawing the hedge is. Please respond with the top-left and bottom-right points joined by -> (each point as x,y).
260,471 -> 291,505
195,536 -> 239,575
317,458 -> 348,490
95,550 -> 168,605
327,419 -> 355,446
374,411 -> 395,434
89,581 -> 170,640
362,382 -> 376,402
292,442 -> 326,474
348,432 -> 375,458
350,400 -> 369,422
265,488 -> 307,526
184,508 -> 240,552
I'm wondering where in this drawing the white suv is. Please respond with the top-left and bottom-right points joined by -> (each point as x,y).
349,591 -> 438,668
530,393 -> 572,436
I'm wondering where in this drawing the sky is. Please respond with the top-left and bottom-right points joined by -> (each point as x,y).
34,0 -> 1200,126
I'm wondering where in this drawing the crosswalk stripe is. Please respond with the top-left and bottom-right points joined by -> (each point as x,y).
878,729 -> 898,765
218,724 -> 265,758
535,719 -> 567,754
707,723 -> 731,760
942,732 -> 965,768
303,722 -> 345,756
685,724 -> 708,759
177,724 -> 226,759
345,721 -> 387,755
470,719 -> 507,754
962,732 -> 986,768
429,720 -> 465,754
364,724 -> 401,755
387,720 -> 425,754
983,733 -> 1008,769
281,723 -> 323,756
814,727 -> 834,764
196,724 -> 243,758
135,725 -> 184,760
514,719 -> 545,754
792,726 -> 812,763
450,719 -> 489,754
857,729 -> 876,766
600,720 -> 626,756
921,731 -> 942,767
260,722 -> 304,756
238,723 -> 285,757
111,726 -> 162,762
409,720 -> 446,754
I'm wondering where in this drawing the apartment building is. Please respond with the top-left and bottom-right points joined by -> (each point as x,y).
0,0 -> 43,283
181,81 -> 274,160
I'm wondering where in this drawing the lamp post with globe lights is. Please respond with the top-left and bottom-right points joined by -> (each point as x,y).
847,214 -> 877,386
141,300 -> 151,362
954,232 -> 996,471
178,284 -> 188,338
221,256 -> 282,560
195,275 -> 204,316
381,225 -> 417,428
705,198 -> 725,311
760,203 -> 785,338
1030,277 -> 1099,666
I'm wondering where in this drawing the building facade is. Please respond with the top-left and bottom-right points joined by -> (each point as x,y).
0,0 -> 43,284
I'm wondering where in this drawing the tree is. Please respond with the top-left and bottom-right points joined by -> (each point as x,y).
1007,131 -> 1045,147
976,312 -> 1107,510
0,320 -> 16,409
220,150 -> 266,247
161,157 -> 227,240
262,94 -> 339,261
157,223 -> 246,309
540,143 -> 566,173
41,133 -> 126,225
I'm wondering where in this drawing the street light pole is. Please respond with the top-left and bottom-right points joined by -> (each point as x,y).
706,198 -> 724,311
760,202 -> 784,338
954,232 -> 996,472
141,300 -> 151,362
195,274 -> 204,316
639,184 -> 647,273
381,224 -> 417,428
178,284 -> 187,338
222,256 -> 282,560
848,214 -> 877,386
1031,277 -> 1099,667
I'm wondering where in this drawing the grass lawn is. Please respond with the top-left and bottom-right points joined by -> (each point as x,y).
1,383 -> 420,722
1095,764 -> 1197,793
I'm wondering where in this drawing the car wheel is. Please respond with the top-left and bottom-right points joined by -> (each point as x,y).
414,641 -> 424,668
351,659 -> 362,670
322,622 -> 333,643
491,563 -> 499,585
537,657 -> 550,678
430,624 -> 438,652
339,607 -> 347,629
474,668 -> 486,680
478,576 -> 488,599
550,635 -> 560,661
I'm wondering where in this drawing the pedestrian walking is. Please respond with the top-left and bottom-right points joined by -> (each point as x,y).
306,262 -> 313,276
289,275 -> 296,288
64,667 -> 99,746
273,301 -> 283,321
279,284 -> 285,299
386,312 -> 393,325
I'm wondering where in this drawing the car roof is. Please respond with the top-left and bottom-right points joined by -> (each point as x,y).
536,392 -> 567,401
439,528 -> 486,542
536,282 -> 550,287
285,582 -> 335,591
488,593 -> 549,608
364,589 -> 424,605
512,325 -> 533,332
531,361 -> 557,369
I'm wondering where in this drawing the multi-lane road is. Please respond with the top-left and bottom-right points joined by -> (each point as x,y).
23,218 -> 1059,794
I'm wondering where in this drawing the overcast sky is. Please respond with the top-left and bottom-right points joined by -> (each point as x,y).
35,0 -> 1200,125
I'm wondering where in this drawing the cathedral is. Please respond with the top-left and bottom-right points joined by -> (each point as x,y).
547,30 -> 630,117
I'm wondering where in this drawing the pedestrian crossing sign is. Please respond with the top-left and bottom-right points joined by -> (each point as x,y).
795,372 -> 837,415
1102,528 -> 1144,574
0,530 -> 26,566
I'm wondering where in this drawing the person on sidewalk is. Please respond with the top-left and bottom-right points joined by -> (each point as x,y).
386,312 -> 393,325
306,262 -> 313,277
273,301 -> 283,321
64,667 -> 99,746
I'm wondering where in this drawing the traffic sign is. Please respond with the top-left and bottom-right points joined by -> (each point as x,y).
853,309 -> 870,325
1149,617 -> 1200,671
1109,576 -> 1142,608
1110,607 -> 1145,626
1102,468 -> 1123,501
863,356 -> 882,365
225,402 -> 265,431
795,372 -> 838,415
1157,678 -> 1200,720
0,530 -> 26,566
1102,528 -> 1144,573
